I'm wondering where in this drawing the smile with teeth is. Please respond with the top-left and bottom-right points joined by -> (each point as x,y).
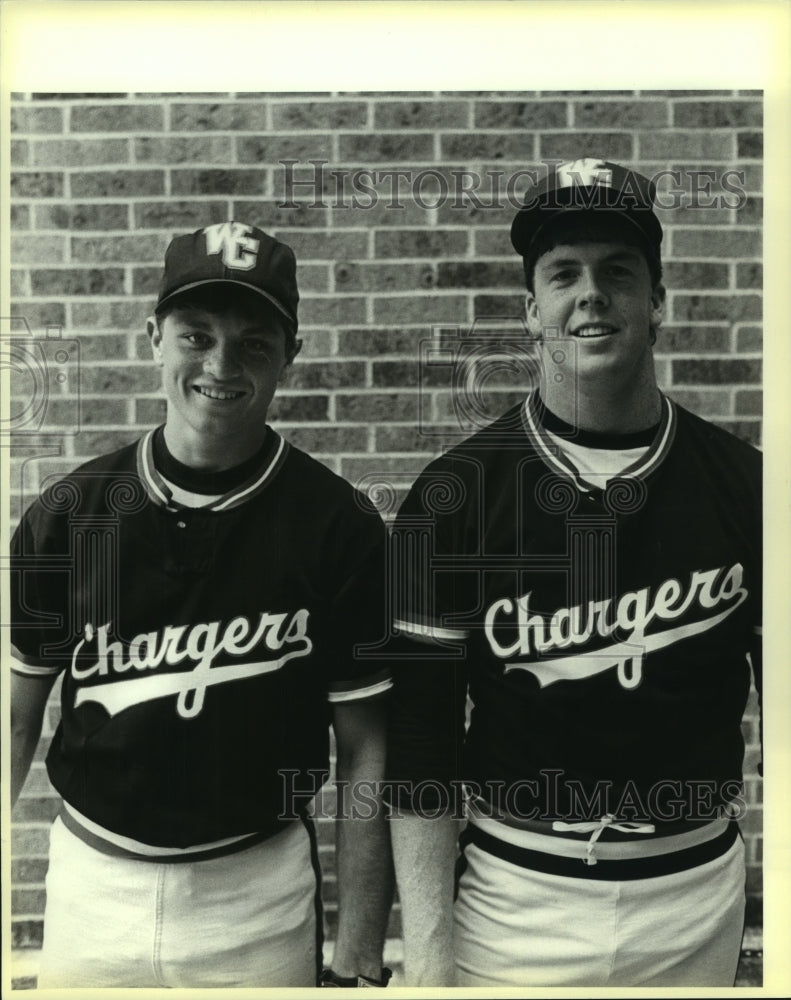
573,324 -> 617,338
195,386 -> 245,400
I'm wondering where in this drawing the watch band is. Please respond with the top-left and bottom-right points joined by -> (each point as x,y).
320,967 -> 393,987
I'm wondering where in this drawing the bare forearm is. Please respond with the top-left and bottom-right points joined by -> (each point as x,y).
333,798 -> 394,979
389,810 -> 460,986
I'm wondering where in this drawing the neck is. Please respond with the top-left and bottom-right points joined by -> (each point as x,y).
162,424 -> 267,472
540,375 -> 662,434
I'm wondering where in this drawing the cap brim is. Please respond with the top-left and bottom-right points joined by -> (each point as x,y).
156,278 -> 296,326
511,203 -> 662,259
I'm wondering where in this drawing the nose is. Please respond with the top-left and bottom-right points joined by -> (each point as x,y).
204,341 -> 242,380
576,269 -> 609,310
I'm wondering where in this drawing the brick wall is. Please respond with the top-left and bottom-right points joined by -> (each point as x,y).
8,90 -> 763,975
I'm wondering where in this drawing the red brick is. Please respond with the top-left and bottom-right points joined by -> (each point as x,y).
11,235 -> 67,264
640,131 -> 734,159
735,195 -> 762,223
70,170 -> 165,197
671,294 -> 761,323
475,228 -> 519,257
273,101 -> 368,130
335,262 -> 436,292
11,139 -> 28,166
11,204 -> 31,228
71,234 -> 167,264
170,102 -> 270,131
736,327 -> 762,352
11,919 -> 43,949
671,228 -> 761,258
672,359 -> 761,385
287,361 -> 366,390
277,230 -> 369,261
737,263 -> 762,289
473,293 -> 525,315
666,388 -> 732,416
170,169 -> 267,196
135,397 -> 167,425
735,390 -> 762,416
575,100 -> 667,128
372,294 -> 469,326
437,260 -> 525,289
45,395 -> 127,424
11,828 -> 51,856
268,394 -> 330,421
30,267 -> 124,296
237,134 -> 332,163
10,270 -> 28,296
335,392 -> 419,422
375,229 -> 469,258
35,203 -> 130,230
12,888 -> 47,914
655,326 -> 730,353
7,301 -> 66,329
474,100 -> 565,129
132,267 -> 162,295
737,132 -> 763,158
11,858 -> 48,883
441,133 -> 534,161
71,104 -> 164,132
674,100 -> 762,128
281,426 -> 368,452
376,100 -> 469,129
79,364 -> 161,394
11,105 -> 64,133
299,296 -> 366,326
539,132 -> 634,161
338,134 -> 434,161
338,329 -> 425,356
32,138 -> 129,167
72,301 -> 142,329
662,261 -> 729,289
11,172 -> 64,198
233,199 -> 329,229
12,797 -> 60,823
135,136 -> 234,164
134,200 -> 230,230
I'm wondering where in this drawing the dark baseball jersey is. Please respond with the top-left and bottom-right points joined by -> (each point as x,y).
387,390 -> 762,825
11,427 -> 391,852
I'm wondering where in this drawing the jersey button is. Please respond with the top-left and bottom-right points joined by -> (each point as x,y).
176,520 -> 187,528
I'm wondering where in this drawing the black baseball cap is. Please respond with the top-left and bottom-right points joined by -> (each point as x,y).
511,158 -> 663,262
156,221 -> 299,329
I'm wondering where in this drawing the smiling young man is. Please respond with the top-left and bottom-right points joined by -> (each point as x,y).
386,160 -> 762,986
10,222 -> 394,988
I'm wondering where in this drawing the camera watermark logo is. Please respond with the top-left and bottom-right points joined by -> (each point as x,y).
0,317 -> 81,436
419,317 -> 542,437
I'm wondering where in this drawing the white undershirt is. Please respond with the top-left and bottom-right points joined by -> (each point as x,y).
544,430 -> 650,489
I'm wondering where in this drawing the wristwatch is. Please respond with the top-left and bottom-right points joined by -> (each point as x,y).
320,967 -> 393,987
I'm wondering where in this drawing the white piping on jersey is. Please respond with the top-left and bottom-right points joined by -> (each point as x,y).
520,390 -> 677,492
394,618 -> 469,642
135,428 -> 289,512
327,676 -> 393,703
552,815 -> 655,865
9,651 -> 60,678
62,801 -> 254,858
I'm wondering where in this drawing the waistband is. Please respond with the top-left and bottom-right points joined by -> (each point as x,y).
60,802 -> 289,863
463,814 -> 739,880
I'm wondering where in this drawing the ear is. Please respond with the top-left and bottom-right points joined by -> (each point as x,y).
147,316 -> 164,365
525,292 -> 543,339
650,283 -> 666,330
287,338 -> 303,366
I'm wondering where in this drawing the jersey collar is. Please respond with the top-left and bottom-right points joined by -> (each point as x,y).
136,428 -> 290,512
520,389 -> 677,493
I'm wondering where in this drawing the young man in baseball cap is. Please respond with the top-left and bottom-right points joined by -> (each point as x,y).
387,160 -> 762,986
11,221 -> 394,988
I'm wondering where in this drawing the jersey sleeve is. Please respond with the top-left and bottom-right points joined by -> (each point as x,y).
323,495 -> 393,704
9,503 -> 71,678
385,462 -> 474,814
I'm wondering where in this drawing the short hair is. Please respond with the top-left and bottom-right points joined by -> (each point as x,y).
522,212 -> 663,294
154,284 -> 299,359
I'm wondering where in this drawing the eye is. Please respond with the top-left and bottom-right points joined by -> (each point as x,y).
182,332 -> 212,349
549,269 -> 575,285
243,338 -> 273,357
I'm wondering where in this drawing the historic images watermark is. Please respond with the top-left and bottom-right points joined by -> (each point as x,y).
279,160 -> 748,212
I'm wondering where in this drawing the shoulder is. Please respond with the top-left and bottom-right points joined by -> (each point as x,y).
22,439 -> 143,529
671,400 -> 762,473
279,437 -> 381,521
